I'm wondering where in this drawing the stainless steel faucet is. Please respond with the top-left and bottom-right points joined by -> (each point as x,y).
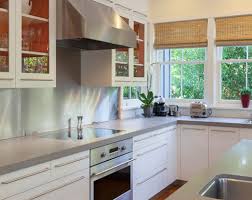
77,116 -> 83,131
68,118 -> 71,137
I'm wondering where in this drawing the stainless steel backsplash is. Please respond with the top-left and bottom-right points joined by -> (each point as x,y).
0,48 -> 118,140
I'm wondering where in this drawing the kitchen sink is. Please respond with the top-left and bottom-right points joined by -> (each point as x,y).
200,174 -> 252,200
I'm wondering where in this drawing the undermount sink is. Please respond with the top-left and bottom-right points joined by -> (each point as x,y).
200,174 -> 252,200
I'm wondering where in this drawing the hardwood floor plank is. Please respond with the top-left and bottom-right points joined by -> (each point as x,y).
150,180 -> 187,200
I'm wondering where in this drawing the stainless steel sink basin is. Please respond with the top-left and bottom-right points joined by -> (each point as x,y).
200,175 -> 252,200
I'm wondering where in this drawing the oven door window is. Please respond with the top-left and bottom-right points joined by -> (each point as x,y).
94,166 -> 131,200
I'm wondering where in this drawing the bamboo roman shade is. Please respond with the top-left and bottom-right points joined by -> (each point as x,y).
216,15 -> 252,46
154,19 -> 208,49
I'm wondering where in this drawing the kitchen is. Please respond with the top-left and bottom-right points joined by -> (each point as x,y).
0,0 -> 252,200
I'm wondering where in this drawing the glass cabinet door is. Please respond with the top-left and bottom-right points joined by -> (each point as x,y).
0,0 -> 15,86
133,20 -> 145,78
16,0 -> 56,86
21,0 -> 49,74
0,0 -> 9,73
115,17 -> 130,80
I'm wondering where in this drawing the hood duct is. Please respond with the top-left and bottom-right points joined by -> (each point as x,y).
56,0 -> 137,50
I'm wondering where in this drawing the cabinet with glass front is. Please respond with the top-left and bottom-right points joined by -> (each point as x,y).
0,0 -> 15,88
0,0 -> 56,88
16,0 -> 56,87
113,11 -> 148,85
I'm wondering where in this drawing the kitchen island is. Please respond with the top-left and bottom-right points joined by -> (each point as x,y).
166,139 -> 252,200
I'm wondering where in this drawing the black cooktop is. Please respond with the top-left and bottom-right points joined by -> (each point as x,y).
40,128 -> 123,141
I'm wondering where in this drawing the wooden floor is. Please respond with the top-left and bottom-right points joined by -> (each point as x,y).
150,180 -> 187,200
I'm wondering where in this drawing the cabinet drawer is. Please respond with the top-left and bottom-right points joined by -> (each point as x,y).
133,142 -> 168,183
133,166 -> 168,200
5,169 -> 89,200
133,127 -> 173,151
52,151 -> 89,180
0,163 -> 51,200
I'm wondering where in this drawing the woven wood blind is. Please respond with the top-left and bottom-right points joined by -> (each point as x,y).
154,19 -> 208,49
216,15 -> 252,46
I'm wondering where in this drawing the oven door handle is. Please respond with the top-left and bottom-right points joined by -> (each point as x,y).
91,159 -> 135,177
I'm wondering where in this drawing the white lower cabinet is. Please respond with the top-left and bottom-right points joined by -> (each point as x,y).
180,125 -> 209,181
6,170 -> 89,200
209,126 -> 240,166
240,128 -> 252,140
133,126 -> 177,200
2,151 -> 90,200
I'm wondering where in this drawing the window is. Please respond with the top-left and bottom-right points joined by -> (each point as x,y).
218,46 -> 252,100
123,86 -> 142,100
156,48 -> 206,100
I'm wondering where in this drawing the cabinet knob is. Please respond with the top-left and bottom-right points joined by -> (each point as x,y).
100,152 -> 106,158
121,146 -> 127,151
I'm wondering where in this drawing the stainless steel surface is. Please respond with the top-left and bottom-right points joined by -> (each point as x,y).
90,151 -> 133,200
169,105 -> 179,117
40,128 -> 123,142
200,174 -> 252,200
0,90 -> 21,140
190,102 -> 212,118
91,158 -> 134,177
56,0 -> 136,50
21,48 -> 118,136
90,138 -> 133,166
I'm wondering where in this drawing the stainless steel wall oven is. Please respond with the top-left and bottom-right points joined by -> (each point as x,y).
90,139 -> 133,200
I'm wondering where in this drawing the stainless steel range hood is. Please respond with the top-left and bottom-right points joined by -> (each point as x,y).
56,0 -> 137,50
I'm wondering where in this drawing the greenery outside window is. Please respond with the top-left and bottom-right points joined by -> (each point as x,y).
123,86 -> 142,100
122,86 -> 147,109
156,48 -> 206,100
218,46 -> 252,100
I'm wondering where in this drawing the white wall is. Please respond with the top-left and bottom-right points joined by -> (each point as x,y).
115,0 -> 150,15
150,0 -> 252,22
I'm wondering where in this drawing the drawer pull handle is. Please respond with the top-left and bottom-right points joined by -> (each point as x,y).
91,159 -> 135,178
54,156 -> 89,168
153,132 -> 167,137
134,135 -> 153,143
136,143 -> 168,157
211,130 -> 236,133
27,176 -> 86,200
1,168 -> 50,185
137,168 -> 167,185
183,128 -> 206,131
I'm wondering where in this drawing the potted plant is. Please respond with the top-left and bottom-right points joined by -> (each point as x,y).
240,88 -> 251,108
138,91 -> 154,118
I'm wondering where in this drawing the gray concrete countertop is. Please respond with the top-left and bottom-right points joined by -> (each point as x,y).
166,140 -> 252,200
0,116 -> 250,176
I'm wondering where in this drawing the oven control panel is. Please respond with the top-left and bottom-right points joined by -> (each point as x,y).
90,138 -> 133,167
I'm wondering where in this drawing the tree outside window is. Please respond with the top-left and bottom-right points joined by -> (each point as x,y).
157,48 -> 206,100
219,46 -> 252,100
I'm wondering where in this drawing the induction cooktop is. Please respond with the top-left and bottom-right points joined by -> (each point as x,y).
40,128 -> 123,141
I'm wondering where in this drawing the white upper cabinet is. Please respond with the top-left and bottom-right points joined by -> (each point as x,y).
0,0 -> 56,88
0,0 -> 15,88
82,1 -> 148,87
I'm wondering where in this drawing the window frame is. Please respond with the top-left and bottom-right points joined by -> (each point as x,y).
216,46 -> 252,107
121,86 -> 147,110
155,48 -> 207,104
